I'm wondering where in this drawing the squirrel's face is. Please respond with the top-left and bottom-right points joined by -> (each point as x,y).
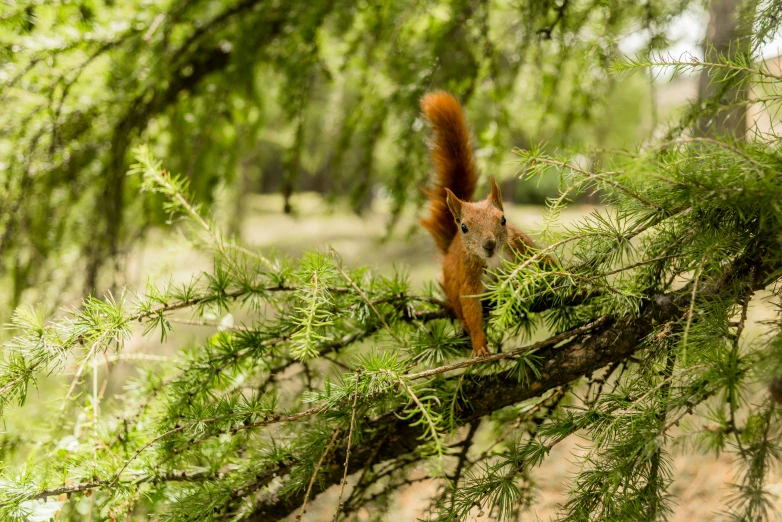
446,177 -> 508,261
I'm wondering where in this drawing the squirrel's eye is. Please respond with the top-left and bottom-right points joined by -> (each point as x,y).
461,223 -> 468,234
501,216 -> 506,226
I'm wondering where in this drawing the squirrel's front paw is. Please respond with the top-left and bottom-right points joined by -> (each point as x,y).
472,345 -> 490,358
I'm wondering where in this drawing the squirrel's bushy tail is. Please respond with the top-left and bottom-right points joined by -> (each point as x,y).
419,91 -> 478,254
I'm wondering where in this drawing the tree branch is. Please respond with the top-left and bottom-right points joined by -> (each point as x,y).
248,289 -> 682,520
250,241 -> 772,519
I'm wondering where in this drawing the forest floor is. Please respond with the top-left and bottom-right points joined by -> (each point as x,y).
33,193 -> 782,521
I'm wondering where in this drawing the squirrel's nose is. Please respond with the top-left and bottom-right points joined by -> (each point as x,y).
483,238 -> 496,252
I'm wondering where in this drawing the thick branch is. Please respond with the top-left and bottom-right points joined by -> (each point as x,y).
249,291 -> 680,519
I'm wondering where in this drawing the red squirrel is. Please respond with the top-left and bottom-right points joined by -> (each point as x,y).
420,91 -> 539,358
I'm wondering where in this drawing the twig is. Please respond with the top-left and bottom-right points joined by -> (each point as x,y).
728,278 -> 755,458
384,370 -> 444,461
344,474 -> 433,515
651,136 -> 765,171
0,370 -> 34,398
468,387 -> 567,466
57,328 -> 113,420
333,371 -> 362,521
329,250 -> 402,345
137,286 -> 283,318
111,404 -> 330,485
145,163 -> 274,270
297,427 -> 342,521
342,432 -> 389,514
663,388 -> 718,431
164,317 -> 252,331
590,254 -> 680,280
449,421 -> 479,501
530,157 -> 663,211
30,470 -> 213,501
635,55 -> 782,82
404,315 -> 611,381
480,428 -> 571,511
93,350 -> 99,452
681,257 -> 706,364
109,426 -> 183,486
104,353 -> 171,363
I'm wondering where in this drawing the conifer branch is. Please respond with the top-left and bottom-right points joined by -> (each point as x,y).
30,470 -> 215,501
618,53 -> 782,82
111,404 -> 331,485
248,290 -> 679,519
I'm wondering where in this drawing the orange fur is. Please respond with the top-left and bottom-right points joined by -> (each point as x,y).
419,91 -> 478,255
420,91 -> 539,358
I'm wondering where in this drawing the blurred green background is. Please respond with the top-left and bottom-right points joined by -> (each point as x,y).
0,0 -> 710,314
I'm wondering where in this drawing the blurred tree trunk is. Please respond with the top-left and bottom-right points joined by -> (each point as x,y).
696,0 -> 754,138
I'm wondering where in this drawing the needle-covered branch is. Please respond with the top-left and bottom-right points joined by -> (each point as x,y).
247,289 -> 679,520
5,76 -> 782,522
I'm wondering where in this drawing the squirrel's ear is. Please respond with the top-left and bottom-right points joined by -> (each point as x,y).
489,177 -> 504,211
445,188 -> 463,222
